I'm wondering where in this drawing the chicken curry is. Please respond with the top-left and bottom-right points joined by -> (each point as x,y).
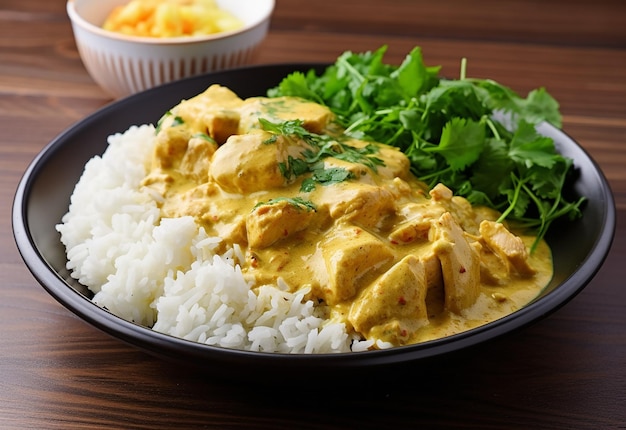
142,84 -> 553,347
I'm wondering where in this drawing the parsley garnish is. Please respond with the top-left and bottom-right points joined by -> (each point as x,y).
268,45 -> 585,251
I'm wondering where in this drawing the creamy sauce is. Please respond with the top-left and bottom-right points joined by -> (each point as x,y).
142,84 -> 553,348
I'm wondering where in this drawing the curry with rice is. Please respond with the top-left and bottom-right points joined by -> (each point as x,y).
142,84 -> 553,347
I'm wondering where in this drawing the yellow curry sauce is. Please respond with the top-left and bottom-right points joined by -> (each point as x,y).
142,85 -> 553,347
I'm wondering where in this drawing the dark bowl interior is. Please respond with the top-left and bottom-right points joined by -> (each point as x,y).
12,64 -> 616,375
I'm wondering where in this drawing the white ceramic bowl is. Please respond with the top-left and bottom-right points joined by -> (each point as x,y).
67,0 -> 274,98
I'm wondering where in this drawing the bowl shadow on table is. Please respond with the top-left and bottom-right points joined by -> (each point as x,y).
14,64 -> 615,390
112,327 -> 577,420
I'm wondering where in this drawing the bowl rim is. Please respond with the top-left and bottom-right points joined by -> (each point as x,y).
66,0 -> 275,45
11,63 -> 617,371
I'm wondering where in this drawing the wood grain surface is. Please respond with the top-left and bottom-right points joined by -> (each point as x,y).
1,1 -> 625,429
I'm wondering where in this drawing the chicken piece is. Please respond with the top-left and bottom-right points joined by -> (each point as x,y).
388,189 -> 448,237
316,227 -> 394,305
479,220 -> 536,277
429,183 -> 481,234
140,171 -> 172,196
178,135 -> 218,181
246,199 -> 317,249
387,193 -> 435,245
429,182 -> 454,201
238,96 -> 335,134
349,255 -> 429,345
317,182 -> 396,229
377,145 -> 412,180
212,215 -> 247,247
432,212 -> 481,314
343,138 -> 412,180
209,130 -> 289,194
172,84 -> 243,145
477,246 -> 510,286
388,217 -> 431,245
420,246 -> 445,293
200,109 -> 240,146
150,85 -> 243,173
152,125 -> 191,170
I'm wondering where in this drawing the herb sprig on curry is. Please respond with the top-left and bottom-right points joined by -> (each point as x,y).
259,117 -> 384,191
137,46 -> 573,347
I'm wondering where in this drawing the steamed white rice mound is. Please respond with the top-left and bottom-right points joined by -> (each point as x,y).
56,124 -> 378,353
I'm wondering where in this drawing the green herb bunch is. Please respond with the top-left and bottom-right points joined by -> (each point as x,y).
267,45 -> 585,250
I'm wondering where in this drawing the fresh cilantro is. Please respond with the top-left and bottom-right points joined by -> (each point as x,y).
259,118 -> 316,144
300,167 -> 354,192
193,132 -> 216,144
260,117 -> 384,178
254,197 -> 317,212
267,71 -> 326,105
155,111 -> 184,134
155,110 -> 172,134
278,155 -> 309,181
508,120 -> 559,169
424,117 -> 486,171
299,139 -> 384,172
268,45 -> 583,251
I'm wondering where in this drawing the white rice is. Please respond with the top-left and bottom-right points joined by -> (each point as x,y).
56,124 -> 376,353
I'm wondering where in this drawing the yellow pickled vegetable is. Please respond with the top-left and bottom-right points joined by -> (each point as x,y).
102,0 -> 244,38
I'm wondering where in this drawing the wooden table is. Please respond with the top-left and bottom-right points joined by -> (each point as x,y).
1,1 -> 625,428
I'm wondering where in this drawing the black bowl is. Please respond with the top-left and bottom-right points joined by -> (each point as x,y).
12,64 -> 616,375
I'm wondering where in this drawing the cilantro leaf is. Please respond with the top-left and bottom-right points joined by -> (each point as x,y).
426,117 -> 485,171
254,197 -> 317,212
266,71 -> 325,105
517,88 -> 562,128
470,138 -> 513,202
391,46 -> 441,98
278,155 -> 309,181
301,167 -> 354,192
193,132 -> 216,144
509,120 -> 559,169
155,111 -> 185,134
